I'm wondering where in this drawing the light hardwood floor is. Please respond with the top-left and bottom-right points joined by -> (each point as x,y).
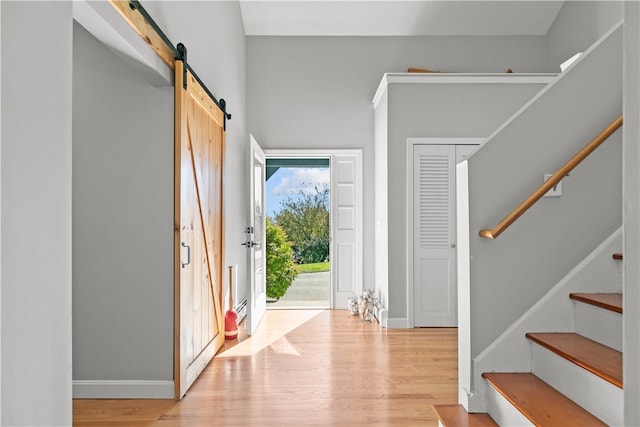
73,310 -> 458,426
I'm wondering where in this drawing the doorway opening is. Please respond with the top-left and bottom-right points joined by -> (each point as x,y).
265,158 -> 331,309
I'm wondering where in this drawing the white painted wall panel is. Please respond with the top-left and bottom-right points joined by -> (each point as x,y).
337,208 -> 354,230
337,244 -> 355,293
338,184 -> 354,206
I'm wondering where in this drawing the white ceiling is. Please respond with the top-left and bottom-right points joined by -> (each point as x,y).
239,1 -> 564,37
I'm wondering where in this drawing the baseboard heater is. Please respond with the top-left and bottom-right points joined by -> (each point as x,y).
235,298 -> 248,323
373,298 -> 388,328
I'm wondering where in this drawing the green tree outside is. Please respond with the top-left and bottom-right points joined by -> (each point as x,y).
274,184 -> 330,264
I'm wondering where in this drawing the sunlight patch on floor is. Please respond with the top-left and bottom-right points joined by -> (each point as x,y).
216,309 -> 325,358
267,336 -> 300,356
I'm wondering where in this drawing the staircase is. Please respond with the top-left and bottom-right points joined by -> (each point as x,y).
440,18 -> 624,425
435,289 -> 623,426
458,18 -> 623,418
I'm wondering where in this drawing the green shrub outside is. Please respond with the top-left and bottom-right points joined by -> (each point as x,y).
265,217 -> 298,300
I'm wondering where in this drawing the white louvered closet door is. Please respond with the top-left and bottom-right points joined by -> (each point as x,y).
412,145 -> 457,327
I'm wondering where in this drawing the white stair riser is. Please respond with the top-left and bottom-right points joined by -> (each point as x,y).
531,343 -> 623,426
485,381 -> 534,427
573,302 -> 622,351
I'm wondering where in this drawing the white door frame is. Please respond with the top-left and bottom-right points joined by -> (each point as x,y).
406,138 -> 483,328
265,149 -> 363,309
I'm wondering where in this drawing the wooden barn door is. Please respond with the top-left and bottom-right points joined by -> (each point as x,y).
174,58 -> 225,399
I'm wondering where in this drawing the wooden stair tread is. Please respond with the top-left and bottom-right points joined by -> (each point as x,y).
433,404 -> 497,427
526,332 -> 622,388
570,292 -> 622,313
482,373 -> 606,426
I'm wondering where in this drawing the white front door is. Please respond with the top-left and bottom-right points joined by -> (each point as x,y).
332,151 -> 363,308
247,135 -> 266,335
413,144 -> 476,327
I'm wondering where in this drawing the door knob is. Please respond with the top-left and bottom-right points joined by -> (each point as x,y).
451,243 -> 456,248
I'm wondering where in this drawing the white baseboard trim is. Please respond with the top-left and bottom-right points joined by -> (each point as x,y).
73,380 -> 174,399
386,317 -> 409,328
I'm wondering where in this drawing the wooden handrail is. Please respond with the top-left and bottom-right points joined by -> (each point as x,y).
480,116 -> 623,239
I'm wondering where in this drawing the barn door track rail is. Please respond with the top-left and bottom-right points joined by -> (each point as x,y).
126,0 -> 232,129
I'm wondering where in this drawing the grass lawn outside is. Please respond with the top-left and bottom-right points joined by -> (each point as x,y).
297,262 -> 330,273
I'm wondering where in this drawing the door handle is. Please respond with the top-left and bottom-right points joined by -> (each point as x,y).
241,241 -> 255,248
181,242 -> 191,268
451,243 -> 456,248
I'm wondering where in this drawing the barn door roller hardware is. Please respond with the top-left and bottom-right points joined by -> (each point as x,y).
176,43 -> 188,90
127,0 -> 232,129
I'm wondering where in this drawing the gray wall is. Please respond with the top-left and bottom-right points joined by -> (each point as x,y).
73,22 -> 174,382
385,81 -> 548,318
145,0 -> 248,311
247,35 -> 547,294
546,1 -> 623,72
1,2 -> 73,424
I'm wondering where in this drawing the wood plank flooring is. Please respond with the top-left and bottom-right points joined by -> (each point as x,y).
74,310 -> 458,426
